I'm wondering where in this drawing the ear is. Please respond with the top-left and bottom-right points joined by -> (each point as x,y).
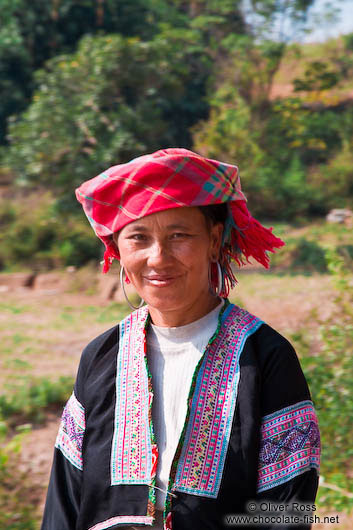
209,223 -> 223,261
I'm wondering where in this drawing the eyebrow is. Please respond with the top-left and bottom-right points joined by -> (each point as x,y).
125,223 -> 192,232
124,225 -> 148,232
167,223 -> 192,230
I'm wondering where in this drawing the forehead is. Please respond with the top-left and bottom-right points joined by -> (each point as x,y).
119,206 -> 205,233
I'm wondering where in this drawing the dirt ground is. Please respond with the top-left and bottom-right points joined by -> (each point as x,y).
2,271 -> 351,527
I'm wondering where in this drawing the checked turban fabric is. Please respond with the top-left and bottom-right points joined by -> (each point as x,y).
75,148 -> 284,296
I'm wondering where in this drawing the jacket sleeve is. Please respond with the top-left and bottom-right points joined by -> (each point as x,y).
41,324 -> 119,530
254,325 -> 321,529
41,445 -> 83,529
40,388 -> 85,530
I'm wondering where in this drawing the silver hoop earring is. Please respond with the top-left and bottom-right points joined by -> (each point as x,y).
208,261 -> 223,297
120,266 -> 144,310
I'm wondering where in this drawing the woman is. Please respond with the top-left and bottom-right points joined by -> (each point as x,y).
42,149 -> 320,530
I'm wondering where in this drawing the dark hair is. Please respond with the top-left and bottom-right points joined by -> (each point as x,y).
198,203 -> 228,227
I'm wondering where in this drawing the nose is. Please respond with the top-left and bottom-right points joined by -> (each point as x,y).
146,239 -> 171,265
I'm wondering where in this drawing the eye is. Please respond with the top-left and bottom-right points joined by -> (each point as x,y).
128,233 -> 147,241
170,232 -> 190,239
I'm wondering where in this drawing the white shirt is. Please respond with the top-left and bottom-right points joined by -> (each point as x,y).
147,299 -> 224,509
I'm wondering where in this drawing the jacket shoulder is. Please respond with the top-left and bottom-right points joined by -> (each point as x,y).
81,324 -> 119,361
249,321 -> 299,366
227,304 -> 292,355
244,321 -> 311,414
74,324 -> 119,401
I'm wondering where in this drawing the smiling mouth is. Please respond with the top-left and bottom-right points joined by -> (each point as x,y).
143,275 -> 180,286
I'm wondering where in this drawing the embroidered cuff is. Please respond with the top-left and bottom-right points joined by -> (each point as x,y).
55,391 -> 85,471
257,400 -> 320,493
88,515 -> 154,530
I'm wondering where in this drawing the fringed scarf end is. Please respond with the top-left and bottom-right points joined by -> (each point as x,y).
102,249 -> 114,274
229,201 -> 285,269
219,257 -> 238,298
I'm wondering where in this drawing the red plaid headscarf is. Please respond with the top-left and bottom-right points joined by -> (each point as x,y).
76,148 -> 284,297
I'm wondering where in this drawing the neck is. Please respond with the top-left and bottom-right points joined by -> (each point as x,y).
148,293 -> 222,327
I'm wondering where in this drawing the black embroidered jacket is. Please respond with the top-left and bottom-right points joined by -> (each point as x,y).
42,303 -> 320,530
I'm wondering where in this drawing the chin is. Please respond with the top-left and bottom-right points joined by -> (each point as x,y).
144,289 -> 190,312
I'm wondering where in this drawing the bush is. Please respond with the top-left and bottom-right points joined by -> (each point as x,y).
0,192 -> 101,271
290,238 -> 328,272
308,141 -> 353,212
0,375 -> 74,424
269,236 -> 328,273
300,249 -> 353,511
336,244 -> 353,267
0,423 -> 37,529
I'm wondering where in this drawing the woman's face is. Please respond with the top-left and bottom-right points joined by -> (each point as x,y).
115,207 -> 223,323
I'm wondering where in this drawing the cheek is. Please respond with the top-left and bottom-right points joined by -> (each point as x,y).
116,242 -> 141,273
120,250 -> 144,272
177,242 -> 211,274
168,239 -> 204,264
117,237 -> 138,260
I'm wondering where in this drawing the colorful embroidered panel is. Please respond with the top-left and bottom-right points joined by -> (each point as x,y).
111,306 -> 153,485
55,391 -> 85,471
89,515 -> 153,530
173,304 -> 263,498
257,400 -> 321,492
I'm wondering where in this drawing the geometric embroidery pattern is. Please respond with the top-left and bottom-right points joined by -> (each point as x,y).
111,305 -> 152,485
88,515 -> 154,530
55,391 -> 85,471
173,303 -> 263,498
257,400 -> 320,492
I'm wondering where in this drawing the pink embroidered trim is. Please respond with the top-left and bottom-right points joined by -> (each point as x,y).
165,511 -> 172,530
111,305 -> 152,484
257,400 -> 320,492
89,515 -> 153,530
55,391 -> 85,471
173,304 -> 262,498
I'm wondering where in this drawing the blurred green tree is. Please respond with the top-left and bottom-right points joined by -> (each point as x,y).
0,0 -> 183,144
0,0 -> 317,146
5,33 -> 208,206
